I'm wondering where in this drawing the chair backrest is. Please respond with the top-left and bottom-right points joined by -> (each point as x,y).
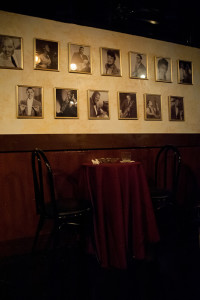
155,145 -> 181,194
32,148 -> 57,217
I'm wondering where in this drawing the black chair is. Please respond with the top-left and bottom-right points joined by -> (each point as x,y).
151,145 -> 181,210
31,148 -> 92,252
150,145 -> 181,238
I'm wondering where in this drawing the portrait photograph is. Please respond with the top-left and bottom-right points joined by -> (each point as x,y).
118,92 -> 138,119
100,47 -> 122,77
129,52 -> 148,79
88,90 -> 110,119
17,85 -> 43,118
144,94 -> 162,121
169,96 -> 184,121
55,88 -> 78,119
34,38 -> 59,71
0,34 -> 23,69
178,60 -> 193,84
155,56 -> 172,82
69,43 -> 91,74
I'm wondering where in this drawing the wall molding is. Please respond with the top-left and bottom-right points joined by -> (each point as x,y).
0,133 -> 200,152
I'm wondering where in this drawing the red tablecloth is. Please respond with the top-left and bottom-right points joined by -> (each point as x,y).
79,162 -> 159,269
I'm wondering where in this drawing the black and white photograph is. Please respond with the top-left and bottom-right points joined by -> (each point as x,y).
69,43 -> 91,74
55,88 -> 78,118
169,96 -> 184,121
155,56 -> 172,82
0,34 -> 23,69
144,94 -> 162,121
88,90 -> 110,119
17,85 -> 43,118
118,92 -> 138,119
100,47 -> 122,76
178,60 -> 193,84
34,38 -> 59,71
129,52 -> 147,79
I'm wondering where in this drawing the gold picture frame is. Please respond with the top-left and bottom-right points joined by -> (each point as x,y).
177,60 -> 193,84
144,93 -> 162,121
68,43 -> 92,74
100,47 -> 122,77
0,34 -> 23,70
169,96 -> 185,121
118,92 -> 138,119
54,87 -> 79,119
155,56 -> 172,83
88,90 -> 110,119
17,85 -> 43,119
129,52 -> 148,79
34,38 -> 59,71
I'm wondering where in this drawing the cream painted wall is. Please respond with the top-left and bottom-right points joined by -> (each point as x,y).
0,10 -> 200,134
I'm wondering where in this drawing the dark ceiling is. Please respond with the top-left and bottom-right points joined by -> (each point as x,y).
1,1 -> 200,48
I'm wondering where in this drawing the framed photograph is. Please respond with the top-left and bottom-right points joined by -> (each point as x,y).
155,56 -> 172,82
17,85 -> 43,118
100,47 -> 122,76
129,52 -> 148,79
0,34 -> 23,69
54,88 -> 78,118
34,38 -> 59,71
118,92 -> 138,119
144,94 -> 162,121
178,60 -> 193,84
88,90 -> 110,119
68,43 -> 91,74
169,96 -> 184,121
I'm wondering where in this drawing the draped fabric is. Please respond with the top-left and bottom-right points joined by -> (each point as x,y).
79,162 -> 159,269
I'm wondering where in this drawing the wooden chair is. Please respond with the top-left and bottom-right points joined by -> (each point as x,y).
31,148 -> 92,252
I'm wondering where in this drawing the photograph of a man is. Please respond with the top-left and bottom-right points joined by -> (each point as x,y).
130,52 -> 147,79
69,44 -> 91,73
0,35 -> 22,69
17,86 -> 43,118
101,48 -> 121,76
119,92 -> 137,119
169,96 -> 184,121
55,88 -> 78,118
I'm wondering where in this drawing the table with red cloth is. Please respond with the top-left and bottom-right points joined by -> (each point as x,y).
79,162 -> 159,269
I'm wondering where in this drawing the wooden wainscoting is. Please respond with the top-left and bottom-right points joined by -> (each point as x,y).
0,133 -> 199,256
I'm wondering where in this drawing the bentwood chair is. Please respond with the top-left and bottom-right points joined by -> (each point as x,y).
150,145 -> 181,238
31,148 -> 92,252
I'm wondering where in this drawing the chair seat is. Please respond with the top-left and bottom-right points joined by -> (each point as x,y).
150,188 -> 174,210
44,199 -> 92,220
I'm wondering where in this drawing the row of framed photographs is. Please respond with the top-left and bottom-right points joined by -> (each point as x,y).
16,85 -> 185,121
0,34 -> 193,84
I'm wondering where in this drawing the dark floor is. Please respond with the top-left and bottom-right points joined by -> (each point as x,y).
0,224 -> 200,300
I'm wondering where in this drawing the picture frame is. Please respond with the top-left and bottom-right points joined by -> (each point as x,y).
100,47 -> 122,77
68,43 -> 91,74
178,60 -> 193,84
34,38 -> 59,71
144,94 -> 162,121
129,52 -> 148,79
88,90 -> 110,119
118,92 -> 138,119
169,96 -> 184,121
17,85 -> 43,118
155,56 -> 172,82
0,34 -> 23,70
54,88 -> 78,119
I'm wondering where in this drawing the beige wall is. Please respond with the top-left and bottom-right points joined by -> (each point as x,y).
0,10 -> 200,134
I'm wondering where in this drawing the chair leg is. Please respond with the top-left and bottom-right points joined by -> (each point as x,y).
32,216 -> 45,253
